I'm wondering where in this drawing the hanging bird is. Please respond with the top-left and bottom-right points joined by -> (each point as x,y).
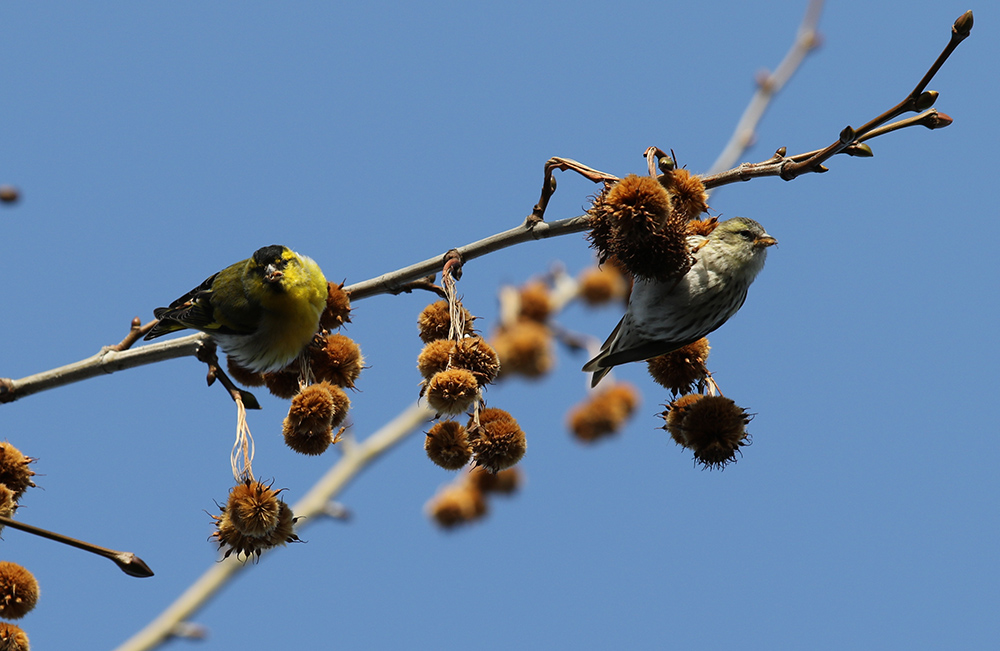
583,217 -> 775,387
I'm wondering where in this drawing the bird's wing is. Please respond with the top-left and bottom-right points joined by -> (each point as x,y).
145,272 -> 250,339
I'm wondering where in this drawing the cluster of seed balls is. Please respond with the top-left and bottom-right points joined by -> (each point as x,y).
0,443 -> 40,649
227,282 -> 361,457
417,300 -> 526,474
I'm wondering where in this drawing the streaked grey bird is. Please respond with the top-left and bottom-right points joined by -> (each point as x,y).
583,217 -> 776,387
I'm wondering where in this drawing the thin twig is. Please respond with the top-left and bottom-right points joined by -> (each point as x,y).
0,515 -> 154,578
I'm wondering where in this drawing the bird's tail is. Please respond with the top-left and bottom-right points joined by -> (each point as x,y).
582,353 -> 611,388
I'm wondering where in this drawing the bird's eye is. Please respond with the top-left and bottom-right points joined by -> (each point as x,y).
737,230 -> 755,241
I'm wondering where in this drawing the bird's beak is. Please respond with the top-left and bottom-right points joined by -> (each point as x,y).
755,235 -> 777,248
264,263 -> 283,283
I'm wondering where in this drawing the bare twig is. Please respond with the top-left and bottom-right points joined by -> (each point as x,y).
0,336 -> 205,404
0,515 -> 154,578
705,10 -> 972,188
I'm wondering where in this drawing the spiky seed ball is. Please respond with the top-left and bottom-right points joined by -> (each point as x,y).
310,333 -> 364,388
0,622 -> 29,651
682,396 -> 751,469
491,320 -> 553,378
320,281 -> 352,330
578,264 -> 630,306
659,168 -> 709,221
417,339 -> 455,379
468,466 -> 522,495
587,174 -> 692,282
212,498 -> 299,560
664,395 -> 751,469
418,300 -> 475,344
0,562 -> 38,620
227,356 -> 266,387
567,383 -> 641,443
226,480 -> 283,539
519,281 -> 553,322
0,443 -> 35,501
425,368 -> 479,415
647,338 -> 711,394
426,484 -> 487,529
263,367 -> 301,399
451,336 -> 500,386
662,393 -> 705,447
283,382 -> 350,455
468,410 -> 526,473
425,421 -> 472,470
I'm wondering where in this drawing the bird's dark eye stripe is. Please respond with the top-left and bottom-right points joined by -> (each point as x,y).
738,230 -> 755,240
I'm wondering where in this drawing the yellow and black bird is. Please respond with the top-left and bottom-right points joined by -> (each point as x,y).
145,245 -> 327,373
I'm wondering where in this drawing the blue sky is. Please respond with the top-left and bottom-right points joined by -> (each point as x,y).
1,2 -> 997,650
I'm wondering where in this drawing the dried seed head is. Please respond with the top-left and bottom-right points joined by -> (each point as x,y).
227,357 -> 265,387
567,382 -> 641,443
491,320 -> 553,378
425,368 -> 479,415
320,281 -> 352,330
283,382 -> 349,455
577,264 -> 629,306
646,338 -> 711,395
426,484 -> 487,529
468,466 -> 522,495
226,479 -> 283,539
212,493 -> 299,560
309,333 -> 364,388
0,622 -> 29,650
0,562 -> 38,620
659,168 -> 709,221
0,443 -> 35,501
664,395 -> 751,469
417,339 -> 455,379
451,336 -> 500,386
418,300 -> 474,344
468,409 -> 526,473
263,367 -> 300,399
425,421 -> 472,470
518,281 -> 553,322
587,174 -> 691,282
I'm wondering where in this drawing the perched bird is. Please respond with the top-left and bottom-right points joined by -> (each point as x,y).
583,217 -> 776,387
145,245 -> 328,373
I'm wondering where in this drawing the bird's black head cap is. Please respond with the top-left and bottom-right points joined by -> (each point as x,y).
253,245 -> 286,266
